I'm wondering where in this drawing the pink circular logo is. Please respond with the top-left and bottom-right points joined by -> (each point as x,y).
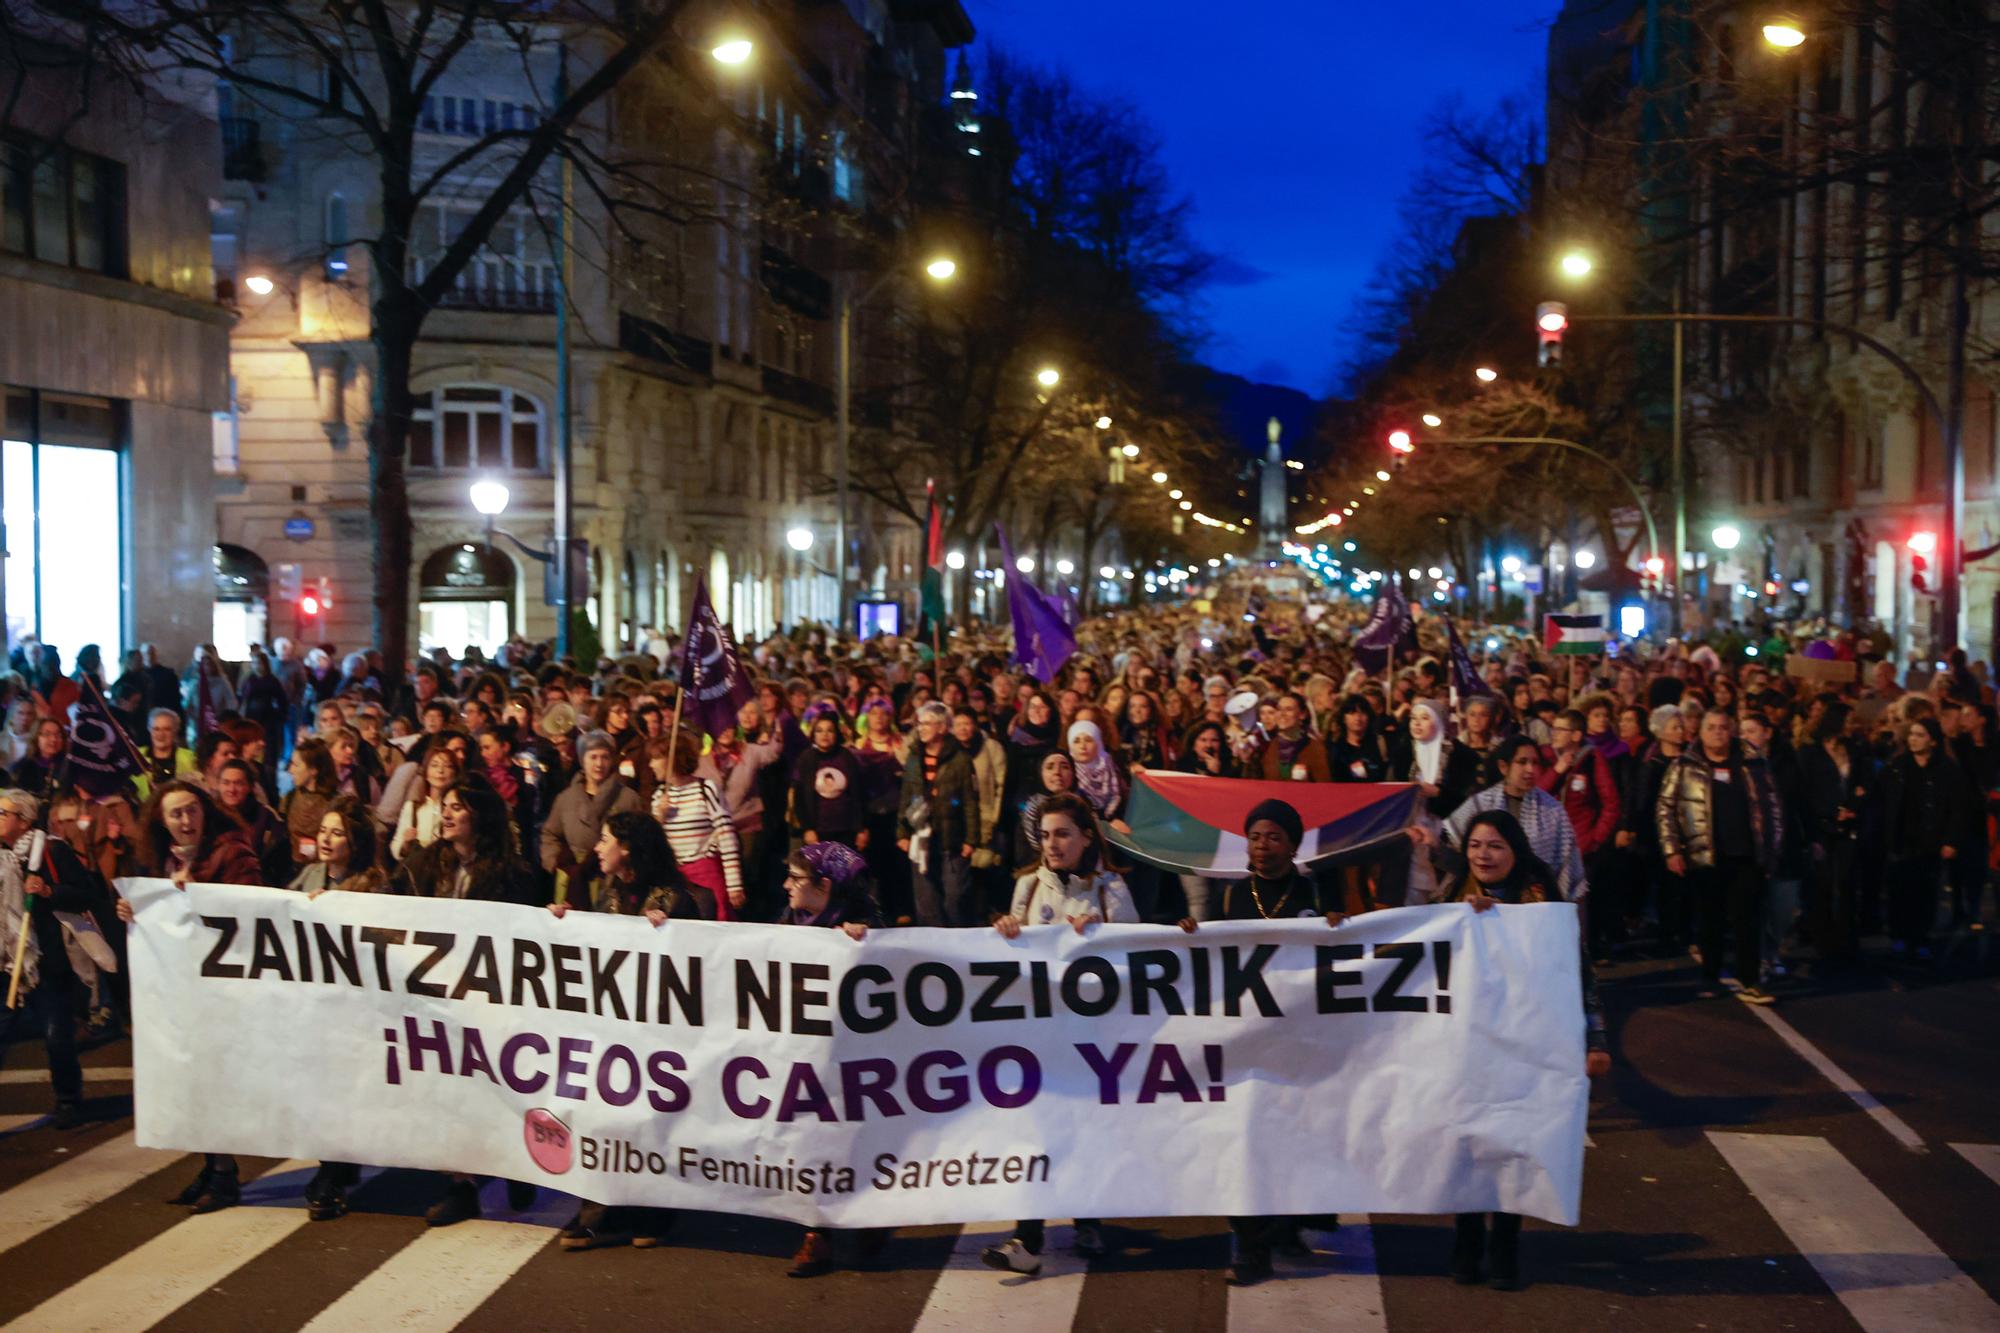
523,1108 -> 573,1174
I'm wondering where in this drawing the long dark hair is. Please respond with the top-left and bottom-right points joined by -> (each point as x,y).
1035,790 -> 1104,875
1456,809 -> 1557,903
138,779 -> 227,874
444,780 -> 516,869
321,794 -> 382,875
601,809 -> 680,892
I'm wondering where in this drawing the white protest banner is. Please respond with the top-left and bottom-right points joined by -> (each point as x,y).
122,879 -> 1589,1226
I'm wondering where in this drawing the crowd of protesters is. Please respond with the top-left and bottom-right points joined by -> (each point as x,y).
0,593 -> 1989,1289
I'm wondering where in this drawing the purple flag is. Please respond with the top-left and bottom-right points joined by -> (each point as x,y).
678,576 -> 755,738
1351,580 -> 1413,674
995,525 -> 1076,683
1446,618 -> 1493,701
65,673 -> 142,798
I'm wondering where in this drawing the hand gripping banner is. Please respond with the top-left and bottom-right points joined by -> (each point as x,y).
122,879 -> 1589,1227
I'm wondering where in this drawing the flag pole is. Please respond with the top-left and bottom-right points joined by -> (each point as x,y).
6,897 -> 31,1009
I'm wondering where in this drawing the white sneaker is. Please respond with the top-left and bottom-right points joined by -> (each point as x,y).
1073,1222 -> 1106,1256
980,1238 -> 1042,1275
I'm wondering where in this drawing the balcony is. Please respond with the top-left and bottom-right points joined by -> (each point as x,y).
221,118 -> 265,182
620,312 -> 713,378
763,365 -> 834,416
418,259 -> 557,313
759,243 -> 832,321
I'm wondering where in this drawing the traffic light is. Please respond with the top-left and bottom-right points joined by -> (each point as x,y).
1908,530 -> 1936,596
300,575 -> 332,620
1536,301 -> 1568,368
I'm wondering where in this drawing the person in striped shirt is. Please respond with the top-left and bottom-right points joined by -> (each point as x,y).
650,730 -> 745,920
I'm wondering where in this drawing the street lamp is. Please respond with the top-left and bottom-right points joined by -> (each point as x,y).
1120,442 -> 1139,458
1388,429 -> 1414,453
243,273 -> 275,296
1559,251 -> 1594,279
945,549 -> 966,570
711,36 -> 754,65
1056,559 -> 1074,576
1095,415 -> 1113,430
1761,19 -> 1806,48
469,478 -> 510,519
1099,565 -> 1117,579
1501,555 -> 1523,575
1035,367 -> 1061,388
1575,549 -> 1597,569
835,254 -> 959,630
1474,366 -> 1498,383
1421,413 -> 1442,428
1712,524 -> 1742,551
1015,555 -> 1036,574
786,526 -> 814,553
1150,471 -> 1167,484
1169,489 -> 1183,500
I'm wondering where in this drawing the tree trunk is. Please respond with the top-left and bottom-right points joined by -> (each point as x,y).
369,311 -> 419,673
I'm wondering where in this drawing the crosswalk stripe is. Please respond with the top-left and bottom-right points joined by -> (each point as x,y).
0,1066 -> 132,1084
1708,1132 -> 2000,1332
1739,1005 -> 1926,1152
5,1160 -> 318,1332
1226,1217 -> 1385,1332
910,1220 -> 1089,1330
0,1131 -> 186,1258
296,1219 -> 553,1331
1951,1143 -> 2000,1190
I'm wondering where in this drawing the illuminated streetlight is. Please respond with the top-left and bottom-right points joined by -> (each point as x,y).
1421,413 -> 1442,428
1178,500 -> 1193,511
1407,567 -> 1422,580
1035,367 -> 1061,388
1559,251 -> 1594,279
1015,554 -> 1036,574
1095,415 -> 1113,430
1574,549 -> 1597,569
1150,471 -> 1167,484
1474,366 -> 1498,383
1120,442 -> 1139,458
1427,566 -> 1443,579
244,273 -> 275,296
1501,555 -> 1522,574
1055,558 -> 1074,576
1762,20 -> 1805,48
925,256 -> 958,281
469,478 -> 510,520
1375,469 -> 1391,482
786,526 -> 814,552
1388,429 -> 1414,453
1712,524 -> 1742,551
1169,489 -> 1183,500
711,37 -> 754,65
1100,565 -> 1117,579
945,549 -> 966,570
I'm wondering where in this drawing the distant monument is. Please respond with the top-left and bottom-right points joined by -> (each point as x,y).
1260,416 -> 1286,557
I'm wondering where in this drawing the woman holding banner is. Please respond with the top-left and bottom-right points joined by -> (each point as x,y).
1177,797 -> 1353,1286
115,780 -> 262,1213
1449,809 -> 1609,1291
982,792 -> 1138,1275
779,840 -> 884,1278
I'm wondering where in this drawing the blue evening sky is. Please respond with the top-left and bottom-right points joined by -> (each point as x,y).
965,1 -> 1557,396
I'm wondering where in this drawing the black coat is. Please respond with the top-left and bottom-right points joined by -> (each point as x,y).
1881,752 -> 1975,860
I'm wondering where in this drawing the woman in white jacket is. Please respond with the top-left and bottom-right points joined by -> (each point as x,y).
986,791 -> 1135,1274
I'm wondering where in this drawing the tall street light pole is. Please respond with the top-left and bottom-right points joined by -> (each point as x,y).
834,256 -> 956,630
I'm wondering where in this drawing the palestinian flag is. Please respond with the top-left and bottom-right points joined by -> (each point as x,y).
919,479 -> 946,633
1103,770 -> 1422,878
1543,613 -> 1606,656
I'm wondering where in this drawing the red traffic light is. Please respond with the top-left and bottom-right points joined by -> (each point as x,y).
300,594 -> 322,616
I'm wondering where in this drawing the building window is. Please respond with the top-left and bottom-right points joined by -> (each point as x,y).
408,202 -> 555,311
407,385 -> 546,472
1,138 -> 124,276
3,388 -> 125,662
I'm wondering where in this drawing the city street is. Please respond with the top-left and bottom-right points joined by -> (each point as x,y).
4,947 -> 1996,1332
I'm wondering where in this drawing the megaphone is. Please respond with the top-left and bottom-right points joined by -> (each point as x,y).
1224,691 -> 1261,721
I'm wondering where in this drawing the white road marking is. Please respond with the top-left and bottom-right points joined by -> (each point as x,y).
6,1160 -> 317,1331
1951,1143 -> 2000,1191
0,1131 -> 185,1258
1709,1132 -> 1999,1332
1227,1216 -> 1386,1332
910,1219 -> 1089,1331
297,1219 -> 552,1331
0,1066 -> 132,1085
1740,1004 -> 1927,1152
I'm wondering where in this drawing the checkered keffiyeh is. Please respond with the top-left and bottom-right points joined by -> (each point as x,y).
1443,784 -> 1589,902
0,832 -> 39,995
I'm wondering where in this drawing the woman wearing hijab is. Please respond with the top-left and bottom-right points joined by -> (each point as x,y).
1067,720 -> 1125,822
1446,809 -> 1609,1290
1386,700 -> 1475,904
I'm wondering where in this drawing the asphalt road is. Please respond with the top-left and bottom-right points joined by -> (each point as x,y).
2,941 -> 1997,1332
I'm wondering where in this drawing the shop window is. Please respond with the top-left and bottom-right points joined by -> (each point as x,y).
3,388 -> 124,663
407,384 -> 546,472
212,543 -> 269,659
418,542 -> 515,656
